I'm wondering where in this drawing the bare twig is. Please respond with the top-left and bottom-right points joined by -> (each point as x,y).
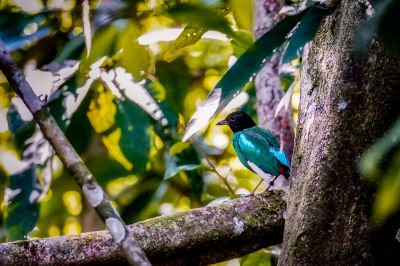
0,41 -> 151,266
191,139 -> 235,195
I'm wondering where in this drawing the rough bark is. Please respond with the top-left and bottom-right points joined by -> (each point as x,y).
253,0 -> 295,159
0,192 -> 285,266
0,41 -> 150,266
280,1 -> 400,265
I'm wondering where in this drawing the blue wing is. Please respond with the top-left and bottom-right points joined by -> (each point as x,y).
233,127 -> 290,177
248,127 -> 290,168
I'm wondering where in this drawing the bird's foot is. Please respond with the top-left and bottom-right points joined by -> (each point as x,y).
243,191 -> 255,197
264,176 -> 279,192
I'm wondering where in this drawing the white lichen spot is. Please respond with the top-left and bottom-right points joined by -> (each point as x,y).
82,184 -> 103,207
304,103 -> 315,140
338,101 -> 347,111
233,217 -> 244,235
106,217 -> 126,243
396,228 -> 400,242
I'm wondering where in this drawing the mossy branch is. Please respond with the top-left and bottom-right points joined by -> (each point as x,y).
0,41 -> 150,266
0,191 -> 286,265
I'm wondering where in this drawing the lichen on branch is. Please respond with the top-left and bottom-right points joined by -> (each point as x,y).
0,191 -> 286,265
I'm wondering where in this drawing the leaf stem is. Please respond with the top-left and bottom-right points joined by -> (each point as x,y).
191,139 -> 235,195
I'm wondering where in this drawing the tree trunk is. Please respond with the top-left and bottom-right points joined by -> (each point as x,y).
280,1 -> 400,265
253,0 -> 295,159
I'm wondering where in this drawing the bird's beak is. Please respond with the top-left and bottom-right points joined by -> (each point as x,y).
216,119 -> 228,125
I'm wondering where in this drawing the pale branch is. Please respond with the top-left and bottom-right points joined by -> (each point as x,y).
0,191 -> 286,266
253,0 -> 295,160
0,41 -> 150,266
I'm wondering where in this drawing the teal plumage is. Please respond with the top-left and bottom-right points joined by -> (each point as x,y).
217,111 -> 290,188
233,127 -> 290,177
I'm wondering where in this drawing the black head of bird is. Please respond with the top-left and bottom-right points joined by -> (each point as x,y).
216,111 -> 256,133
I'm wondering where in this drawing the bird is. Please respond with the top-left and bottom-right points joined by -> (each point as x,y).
216,111 -> 290,194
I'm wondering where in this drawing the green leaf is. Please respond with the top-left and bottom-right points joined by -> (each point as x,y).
354,0 -> 396,55
115,99 -> 151,172
183,11 -> 306,141
240,249 -> 273,266
0,10 -> 50,51
359,118 -> 400,222
187,170 -> 205,200
164,153 -> 199,180
55,34 -> 84,62
199,0 -> 224,7
81,24 -> 120,71
64,92 -> 93,154
360,119 -> 400,180
170,141 -> 191,156
82,0 -> 92,56
282,7 -> 328,64
230,0 -> 253,31
156,59 -> 191,113
167,3 -> 233,36
164,3 -> 244,61
120,176 -> 163,223
4,166 -> 40,241
164,26 -> 207,62
372,162 -> 400,223
7,104 -> 35,151
368,0 -> 381,9
279,67 -> 296,91
376,0 -> 400,55
0,167 -> 7,227
116,23 -> 151,79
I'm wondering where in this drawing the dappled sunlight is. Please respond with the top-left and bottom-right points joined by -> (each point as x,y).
1,0 -> 399,265
63,217 -> 81,235
138,28 -> 229,45
62,191 -> 82,216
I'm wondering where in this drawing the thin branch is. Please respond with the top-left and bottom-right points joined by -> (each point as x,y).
0,191 -> 286,265
191,139 -> 235,195
0,41 -> 150,266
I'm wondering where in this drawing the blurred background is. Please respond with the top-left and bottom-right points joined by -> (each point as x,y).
0,0 -> 299,264
1,0 -> 399,265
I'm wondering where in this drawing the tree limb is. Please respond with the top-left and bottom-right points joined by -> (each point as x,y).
0,41 -> 150,265
0,192 -> 286,266
253,0 -> 295,160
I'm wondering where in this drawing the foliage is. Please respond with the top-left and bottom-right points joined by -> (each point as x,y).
0,0 -> 261,249
0,0 -> 399,264
356,0 -> 400,223
4,166 -> 40,241
182,2 -> 333,141
355,0 -> 400,56
360,120 -> 400,222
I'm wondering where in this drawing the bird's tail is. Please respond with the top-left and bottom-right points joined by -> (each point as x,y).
281,165 -> 290,179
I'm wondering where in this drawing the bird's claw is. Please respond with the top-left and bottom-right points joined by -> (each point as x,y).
243,192 -> 255,197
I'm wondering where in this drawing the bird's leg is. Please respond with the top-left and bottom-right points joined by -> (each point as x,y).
265,175 -> 280,192
247,177 -> 264,196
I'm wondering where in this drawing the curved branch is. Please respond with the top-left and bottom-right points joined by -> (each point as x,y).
0,192 -> 286,265
0,41 -> 150,266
